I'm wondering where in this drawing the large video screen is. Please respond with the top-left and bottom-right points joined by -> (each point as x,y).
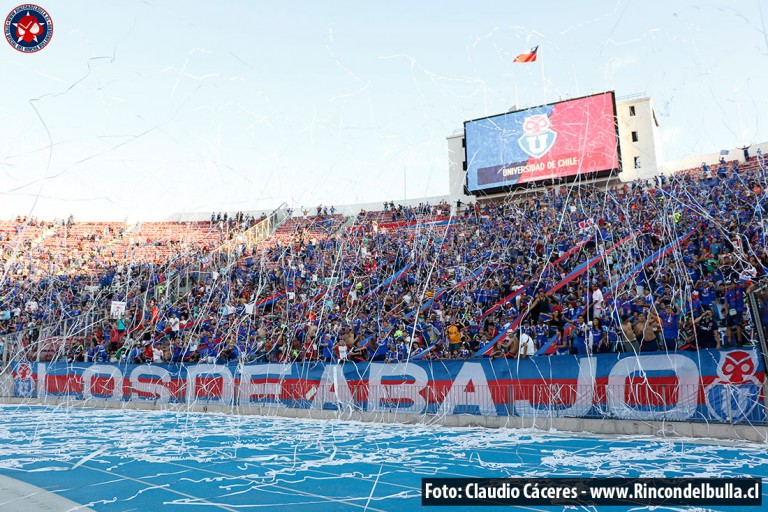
464,92 -> 620,192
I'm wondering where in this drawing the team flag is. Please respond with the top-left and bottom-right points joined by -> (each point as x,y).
514,45 -> 538,63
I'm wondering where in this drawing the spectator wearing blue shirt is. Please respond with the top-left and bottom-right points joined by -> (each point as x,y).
660,303 -> 680,351
170,340 -> 184,363
697,280 -> 717,310
94,341 -> 109,363
717,156 -> 727,178
129,342 -> 145,364
396,339 -> 408,361
535,320 -> 549,350
589,318 -> 611,354
385,343 -> 399,364
571,316 -> 589,356
85,340 -> 99,362
319,333 -> 335,362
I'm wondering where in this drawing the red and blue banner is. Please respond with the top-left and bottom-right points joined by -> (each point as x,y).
477,237 -> 593,322
475,232 -> 639,357
253,290 -> 285,309
360,262 -> 414,300
548,232 -> 638,294
605,231 -> 694,298
14,349 -> 765,425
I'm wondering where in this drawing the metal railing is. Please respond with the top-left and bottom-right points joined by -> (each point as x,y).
209,202 -> 289,261
1,324 -> 81,368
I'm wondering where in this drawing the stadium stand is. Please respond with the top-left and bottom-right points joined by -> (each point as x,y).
0,156 -> 766,366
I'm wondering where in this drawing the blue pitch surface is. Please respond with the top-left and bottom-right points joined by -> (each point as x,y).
0,405 -> 767,511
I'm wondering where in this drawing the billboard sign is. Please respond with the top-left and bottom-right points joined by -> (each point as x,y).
465,92 -> 620,192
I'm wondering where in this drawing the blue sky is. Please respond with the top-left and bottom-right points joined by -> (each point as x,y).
1,0 -> 766,220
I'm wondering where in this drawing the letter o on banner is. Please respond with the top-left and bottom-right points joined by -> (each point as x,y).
130,365 -> 171,403
606,354 -> 699,420
81,365 -> 124,401
185,364 -> 234,405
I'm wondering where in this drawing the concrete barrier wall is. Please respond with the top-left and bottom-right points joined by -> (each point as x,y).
2,395 -> 766,444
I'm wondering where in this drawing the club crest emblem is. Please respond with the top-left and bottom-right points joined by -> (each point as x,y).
518,113 -> 557,158
704,350 -> 761,423
13,362 -> 35,398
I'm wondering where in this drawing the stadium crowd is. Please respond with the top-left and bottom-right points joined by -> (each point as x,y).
1,157 -> 767,365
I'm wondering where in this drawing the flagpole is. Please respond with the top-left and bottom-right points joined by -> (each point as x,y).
539,46 -> 546,105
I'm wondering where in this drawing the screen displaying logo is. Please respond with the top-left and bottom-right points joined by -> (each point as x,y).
464,92 -> 619,192
5,4 -> 53,53
518,114 -> 557,158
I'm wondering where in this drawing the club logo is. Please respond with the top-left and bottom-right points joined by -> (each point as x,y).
16,362 -> 32,380
5,4 -> 53,53
13,362 -> 35,398
704,350 -> 761,423
518,113 -> 557,158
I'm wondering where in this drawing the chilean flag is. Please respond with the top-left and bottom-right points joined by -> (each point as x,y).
513,45 -> 538,63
